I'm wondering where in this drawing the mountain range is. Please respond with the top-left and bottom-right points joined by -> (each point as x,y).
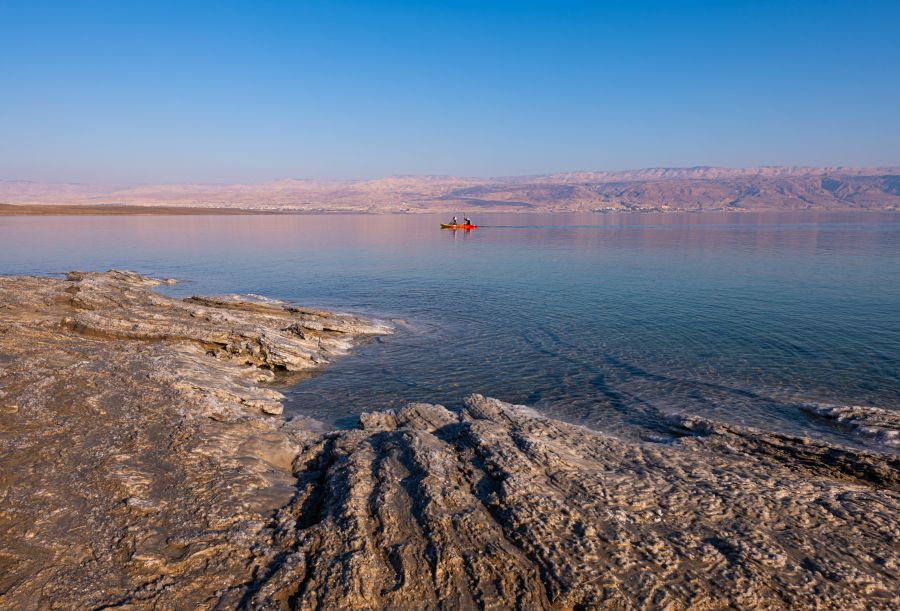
2,166 -> 899,213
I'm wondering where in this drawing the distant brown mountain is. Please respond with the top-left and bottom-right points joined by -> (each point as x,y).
2,166 -> 899,213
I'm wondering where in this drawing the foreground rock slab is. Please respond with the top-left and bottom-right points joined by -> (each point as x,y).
240,397 -> 900,609
0,271 -> 387,608
0,272 -> 898,609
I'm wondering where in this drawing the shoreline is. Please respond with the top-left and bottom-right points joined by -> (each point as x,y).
0,271 -> 898,608
0,203 -> 308,216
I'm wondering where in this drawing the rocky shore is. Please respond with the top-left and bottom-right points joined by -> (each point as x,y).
0,271 -> 898,609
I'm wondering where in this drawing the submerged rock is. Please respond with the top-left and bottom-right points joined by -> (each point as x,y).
0,271 -> 897,609
801,402 -> 900,447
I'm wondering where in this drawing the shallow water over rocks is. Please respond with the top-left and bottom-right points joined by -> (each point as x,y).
0,271 -> 897,608
1,211 -> 898,447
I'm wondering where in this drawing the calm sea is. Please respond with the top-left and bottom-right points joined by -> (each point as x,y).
3,211 -> 898,446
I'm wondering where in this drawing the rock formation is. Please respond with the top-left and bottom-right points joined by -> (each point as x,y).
0,271 -> 898,609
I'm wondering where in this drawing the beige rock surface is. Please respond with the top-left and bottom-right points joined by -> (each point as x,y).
0,271 -> 387,608
0,272 -> 898,609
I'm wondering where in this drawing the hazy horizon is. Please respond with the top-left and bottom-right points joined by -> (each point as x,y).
4,163 -> 900,190
2,1 -> 899,184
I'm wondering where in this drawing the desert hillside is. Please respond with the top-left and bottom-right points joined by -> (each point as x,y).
2,166 -> 899,213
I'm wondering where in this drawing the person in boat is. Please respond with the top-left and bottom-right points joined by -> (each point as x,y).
464,217 -> 472,226
451,216 -> 458,225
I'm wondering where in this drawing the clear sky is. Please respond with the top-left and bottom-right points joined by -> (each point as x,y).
1,0 -> 899,184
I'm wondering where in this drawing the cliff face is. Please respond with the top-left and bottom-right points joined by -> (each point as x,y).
0,272 -> 898,609
2,166 -> 900,212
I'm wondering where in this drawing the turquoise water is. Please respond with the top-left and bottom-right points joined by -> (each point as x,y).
2,211 -> 898,444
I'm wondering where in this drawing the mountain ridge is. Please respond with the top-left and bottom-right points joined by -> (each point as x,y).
2,166 -> 899,213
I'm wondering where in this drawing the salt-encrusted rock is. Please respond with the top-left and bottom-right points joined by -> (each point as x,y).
359,402 -> 458,433
0,271 -> 898,610
801,402 -> 900,447
0,271 -> 388,609
241,395 -> 900,610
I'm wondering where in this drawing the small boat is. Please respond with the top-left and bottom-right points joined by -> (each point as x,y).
440,223 -> 478,229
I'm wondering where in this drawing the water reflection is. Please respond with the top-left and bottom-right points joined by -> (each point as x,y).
1,211 -> 898,447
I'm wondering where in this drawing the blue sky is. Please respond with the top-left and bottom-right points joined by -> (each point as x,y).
1,1 -> 898,183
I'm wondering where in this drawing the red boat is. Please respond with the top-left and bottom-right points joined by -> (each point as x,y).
440,223 -> 478,229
